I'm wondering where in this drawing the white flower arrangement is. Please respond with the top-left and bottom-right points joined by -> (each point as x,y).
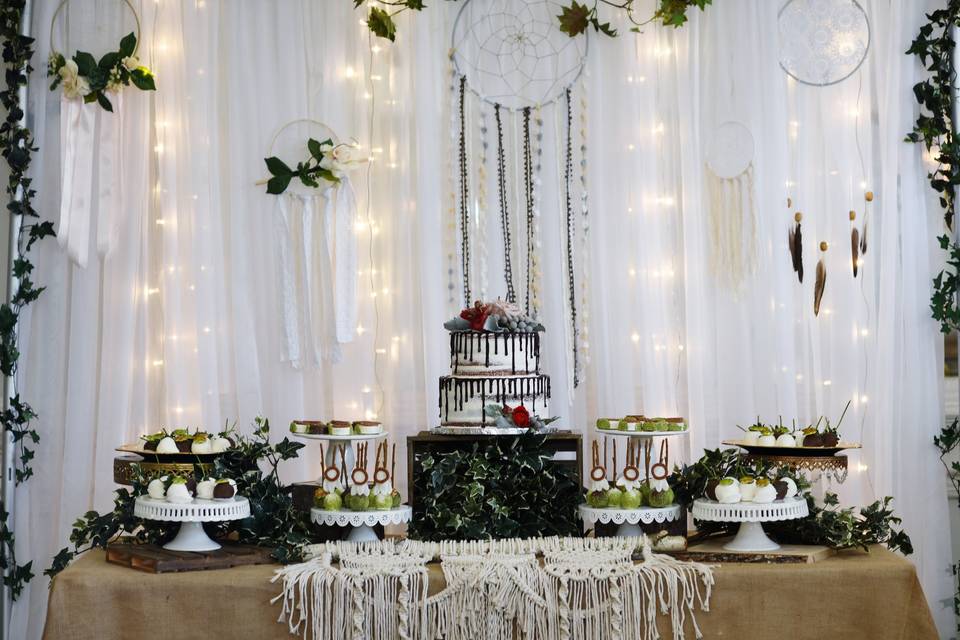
263,137 -> 367,195
48,32 -> 155,111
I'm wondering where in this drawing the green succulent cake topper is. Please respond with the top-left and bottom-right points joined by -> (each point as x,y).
47,31 -> 155,112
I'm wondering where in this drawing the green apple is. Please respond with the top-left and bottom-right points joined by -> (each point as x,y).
586,490 -> 609,508
648,487 -> 675,508
621,488 -> 642,509
322,492 -> 343,511
606,487 -> 623,508
372,493 -> 393,510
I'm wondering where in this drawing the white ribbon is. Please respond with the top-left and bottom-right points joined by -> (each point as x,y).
58,95 -> 124,267
275,196 -> 302,367
325,177 -> 357,345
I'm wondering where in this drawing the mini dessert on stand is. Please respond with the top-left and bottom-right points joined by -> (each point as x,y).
289,416 -> 388,485
579,439 -> 684,548
114,425 -> 236,486
596,415 -> 688,436
134,473 -> 249,551
722,401 -> 861,482
310,441 -> 411,542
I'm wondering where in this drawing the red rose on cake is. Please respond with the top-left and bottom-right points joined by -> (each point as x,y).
512,405 -> 531,428
459,301 -> 490,331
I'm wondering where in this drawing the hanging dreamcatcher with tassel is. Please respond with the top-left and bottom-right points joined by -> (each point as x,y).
450,0 -> 588,388
705,121 -> 758,290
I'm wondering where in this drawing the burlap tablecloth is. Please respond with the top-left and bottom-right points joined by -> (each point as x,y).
43,546 -> 937,639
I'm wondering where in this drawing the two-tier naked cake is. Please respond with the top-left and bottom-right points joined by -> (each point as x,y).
439,300 -> 550,427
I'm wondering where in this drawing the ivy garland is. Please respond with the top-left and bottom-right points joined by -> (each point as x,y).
359,0 -> 712,42
0,0 -> 55,600
907,6 -> 960,632
409,433 -> 581,541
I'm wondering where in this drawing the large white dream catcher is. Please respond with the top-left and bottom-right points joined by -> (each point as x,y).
261,119 -> 363,367
49,0 -> 155,268
778,0 -> 870,87
449,0 -> 589,388
704,121 -> 757,290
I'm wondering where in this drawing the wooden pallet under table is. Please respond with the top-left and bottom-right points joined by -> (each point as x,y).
106,542 -> 275,573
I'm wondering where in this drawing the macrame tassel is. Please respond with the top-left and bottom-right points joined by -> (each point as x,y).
814,241 -> 828,316
787,211 -> 803,283
706,165 -> 758,290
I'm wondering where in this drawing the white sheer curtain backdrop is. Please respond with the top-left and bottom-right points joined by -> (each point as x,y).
9,0 -> 953,637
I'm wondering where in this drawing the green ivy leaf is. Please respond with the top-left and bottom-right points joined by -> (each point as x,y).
96,92 -> 113,112
557,1 -> 591,36
266,175 -> 292,195
98,52 -> 120,71
73,51 -> 97,77
119,32 -> 137,58
265,157 -> 292,177
367,7 -> 397,41
130,67 -> 156,91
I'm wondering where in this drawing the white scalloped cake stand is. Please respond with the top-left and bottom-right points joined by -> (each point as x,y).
595,429 -> 689,439
292,432 -> 388,482
311,505 -> 412,542
578,504 -> 683,538
692,497 -> 809,552
134,496 -> 250,552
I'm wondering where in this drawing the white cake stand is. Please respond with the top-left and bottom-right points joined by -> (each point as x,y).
311,505 -> 413,542
596,429 -> 689,440
134,496 -> 250,552
292,431 -> 388,482
692,497 -> 809,552
578,504 -> 683,537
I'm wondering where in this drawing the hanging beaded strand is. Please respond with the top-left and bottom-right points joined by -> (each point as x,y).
578,78 -> 591,374
564,88 -> 580,388
444,62 -> 459,309
458,76 -> 472,304
477,102 -> 490,300
494,104 -> 517,304
522,106 -> 534,315
530,106 -> 544,319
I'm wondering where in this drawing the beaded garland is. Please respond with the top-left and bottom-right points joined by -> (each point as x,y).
494,104 -> 517,304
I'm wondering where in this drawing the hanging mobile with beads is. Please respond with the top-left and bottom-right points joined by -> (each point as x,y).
444,63 -> 460,310
563,87 -> 580,388
577,76 -> 590,377
522,106 -> 534,314
494,104 -> 517,303
477,102 -> 490,300
457,76 -> 472,304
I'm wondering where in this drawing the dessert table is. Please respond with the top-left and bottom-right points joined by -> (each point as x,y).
43,545 -> 937,640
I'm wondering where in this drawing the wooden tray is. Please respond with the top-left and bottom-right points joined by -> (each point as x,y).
670,537 -> 834,564
116,443 -> 224,462
106,542 -> 274,573
722,440 -> 860,456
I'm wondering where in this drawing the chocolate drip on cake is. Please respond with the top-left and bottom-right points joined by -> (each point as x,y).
449,331 -> 540,375
439,374 -> 550,424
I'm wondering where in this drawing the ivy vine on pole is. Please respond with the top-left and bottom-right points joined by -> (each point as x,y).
0,0 -> 54,599
907,1 -> 960,632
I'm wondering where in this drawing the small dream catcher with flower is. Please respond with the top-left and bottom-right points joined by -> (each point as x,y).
47,0 -> 155,111
48,0 -> 156,268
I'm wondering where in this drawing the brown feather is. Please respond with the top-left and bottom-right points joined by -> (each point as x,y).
814,258 -> 826,316
851,227 -> 860,277
859,219 -> 867,254
788,223 -> 804,283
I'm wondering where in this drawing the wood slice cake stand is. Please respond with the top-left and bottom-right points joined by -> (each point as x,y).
134,496 -> 250,552
310,506 -> 412,542
578,504 -> 683,538
692,497 -> 808,552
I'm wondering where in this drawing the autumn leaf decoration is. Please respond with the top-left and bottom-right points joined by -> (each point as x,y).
814,241 -> 828,316
788,210 -> 804,283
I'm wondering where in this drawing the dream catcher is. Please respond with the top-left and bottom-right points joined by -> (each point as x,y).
778,0 -> 870,87
263,119 -> 358,367
450,0 -> 588,387
50,0 -> 150,267
705,121 -> 758,290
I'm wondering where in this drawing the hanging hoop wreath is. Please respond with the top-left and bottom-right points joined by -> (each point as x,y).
451,0 -> 588,111
47,0 -> 155,111
778,0 -> 870,87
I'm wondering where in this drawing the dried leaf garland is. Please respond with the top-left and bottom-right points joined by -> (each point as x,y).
814,242 -> 827,316
788,212 -> 804,283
